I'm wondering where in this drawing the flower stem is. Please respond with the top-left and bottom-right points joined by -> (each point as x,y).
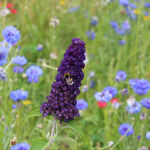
47,118 -> 56,149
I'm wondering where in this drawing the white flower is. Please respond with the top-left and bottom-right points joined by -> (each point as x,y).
0,8 -> 10,16
108,141 -> 114,146
50,52 -> 57,59
49,18 -> 60,27
127,95 -> 136,106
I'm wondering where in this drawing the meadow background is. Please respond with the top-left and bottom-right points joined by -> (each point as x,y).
0,0 -> 150,149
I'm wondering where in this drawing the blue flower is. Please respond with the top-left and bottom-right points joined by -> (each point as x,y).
90,16 -> 98,26
13,66 -> 24,74
121,20 -> 130,31
115,70 -> 127,82
94,92 -> 112,102
119,0 -> 129,6
10,90 -> 28,102
12,56 -> 27,66
118,40 -> 126,45
90,81 -> 95,88
2,26 -> 21,45
103,86 -> 118,98
68,6 -> 80,13
126,101 -> 141,114
129,79 -> 150,95
76,99 -> 88,110
144,2 -> 150,8
25,65 -> 43,83
12,104 -> 17,109
119,123 -> 134,136
10,143 -> 30,150
0,68 -> 7,81
125,8 -> 137,20
37,44 -> 43,51
115,28 -> 126,35
141,98 -> 150,109
86,31 -> 95,40
145,131 -> 150,140
144,11 -> 149,16
110,21 -> 118,29
0,43 -> 9,66
129,3 -> 137,9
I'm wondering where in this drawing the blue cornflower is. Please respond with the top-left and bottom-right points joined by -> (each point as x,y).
94,92 -> 112,102
37,44 -> 43,51
113,20 -> 130,35
122,20 -> 130,31
115,70 -> 127,82
118,40 -> 126,45
0,68 -> 7,81
145,131 -> 150,140
119,0 -> 129,6
76,99 -> 88,110
12,56 -> 27,66
126,101 -> 141,114
86,31 -> 95,40
125,8 -> 137,20
110,21 -> 118,29
0,43 -> 9,66
25,65 -> 43,83
13,66 -> 24,74
141,98 -> 150,109
10,143 -> 30,150
103,86 -> 118,98
90,81 -> 95,88
144,11 -> 149,16
2,26 -> 21,45
115,28 -> 126,35
129,3 -> 137,9
12,104 -> 17,109
129,79 -> 150,95
144,2 -> 150,8
10,90 -> 28,102
90,16 -> 98,26
68,6 -> 80,13
119,123 -> 134,136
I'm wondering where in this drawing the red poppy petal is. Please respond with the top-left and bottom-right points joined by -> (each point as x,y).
6,3 -> 13,8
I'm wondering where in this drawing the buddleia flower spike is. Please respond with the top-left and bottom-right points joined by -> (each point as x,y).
40,38 -> 86,123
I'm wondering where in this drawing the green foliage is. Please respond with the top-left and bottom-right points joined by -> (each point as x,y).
0,0 -> 150,149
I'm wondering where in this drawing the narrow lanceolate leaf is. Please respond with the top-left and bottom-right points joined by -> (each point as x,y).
30,139 -> 49,150
23,109 -> 41,124
55,136 -> 77,150
67,121 -> 90,147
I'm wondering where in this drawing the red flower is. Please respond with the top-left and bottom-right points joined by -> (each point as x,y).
111,98 -> 119,103
11,9 -> 17,14
6,3 -> 13,8
148,147 -> 150,150
97,102 -> 107,108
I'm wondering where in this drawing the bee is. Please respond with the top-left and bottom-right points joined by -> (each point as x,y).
10,137 -> 17,146
64,73 -> 73,85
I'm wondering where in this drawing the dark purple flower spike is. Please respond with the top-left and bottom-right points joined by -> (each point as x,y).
40,38 -> 86,123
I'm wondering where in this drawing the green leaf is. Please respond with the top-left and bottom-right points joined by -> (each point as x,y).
30,139 -> 49,150
67,121 -> 90,147
23,109 -> 41,125
55,136 -> 77,150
